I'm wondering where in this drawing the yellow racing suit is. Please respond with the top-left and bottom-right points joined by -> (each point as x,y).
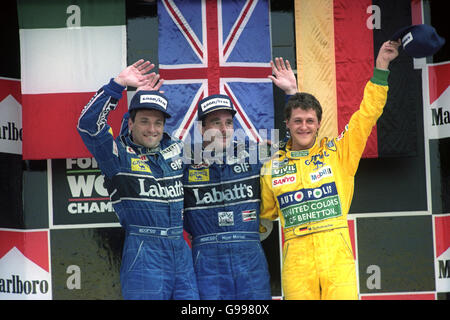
260,69 -> 389,300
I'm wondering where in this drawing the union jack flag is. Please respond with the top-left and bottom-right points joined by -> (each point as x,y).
158,0 -> 273,143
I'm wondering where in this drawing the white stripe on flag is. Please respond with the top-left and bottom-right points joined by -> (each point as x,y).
20,25 -> 126,94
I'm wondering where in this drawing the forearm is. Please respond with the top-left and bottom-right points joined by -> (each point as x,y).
77,78 -> 125,135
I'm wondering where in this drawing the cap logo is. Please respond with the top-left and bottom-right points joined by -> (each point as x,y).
402,32 -> 413,47
200,97 -> 231,112
140,94 -> 168,110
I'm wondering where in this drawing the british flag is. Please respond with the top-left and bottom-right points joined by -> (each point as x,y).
158,0 -> 273,143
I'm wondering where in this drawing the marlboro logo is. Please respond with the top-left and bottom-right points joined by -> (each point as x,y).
427,63 -> 450,139
0,230 -> 51,299
0,77 -> 22,155
435,216 -> 450,292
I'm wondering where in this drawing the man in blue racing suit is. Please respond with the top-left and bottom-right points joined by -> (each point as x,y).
77,60 -> 198,300
182,57 -> 298,299
182,93 -> 271,299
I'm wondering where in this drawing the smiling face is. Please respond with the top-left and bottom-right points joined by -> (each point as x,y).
128,109 -> 165,149
201,109 -> 234,150
285,107 -> 321,151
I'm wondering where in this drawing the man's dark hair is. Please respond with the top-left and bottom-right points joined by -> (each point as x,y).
284,92 -> 323,123
129,109 -> 166,123
129,109 -> 138,122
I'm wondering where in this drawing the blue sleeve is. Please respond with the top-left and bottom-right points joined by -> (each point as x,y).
77,79 -> 126,178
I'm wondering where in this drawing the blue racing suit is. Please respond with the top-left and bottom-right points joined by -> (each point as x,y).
183,142 -> 272,299
77,79 -> 199,300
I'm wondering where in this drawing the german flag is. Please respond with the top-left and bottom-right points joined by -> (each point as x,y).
294,0 -> 421,158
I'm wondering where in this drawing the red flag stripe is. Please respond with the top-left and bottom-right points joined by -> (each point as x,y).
333,0 -> 377,158
22,92 -> 128,160
159,66 -> 272,80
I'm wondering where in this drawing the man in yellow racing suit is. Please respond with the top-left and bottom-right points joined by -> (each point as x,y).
260,40 -> 400,299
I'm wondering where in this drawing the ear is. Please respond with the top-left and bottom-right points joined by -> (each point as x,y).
128,117 -> 133,132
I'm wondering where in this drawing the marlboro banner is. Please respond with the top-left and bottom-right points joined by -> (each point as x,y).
435,215 -> 450,293
425,62 -> 450,140
0,77 -> 22,155
0,230 -> 51,300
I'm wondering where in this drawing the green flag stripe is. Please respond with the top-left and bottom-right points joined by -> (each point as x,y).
17,0 -> 125,29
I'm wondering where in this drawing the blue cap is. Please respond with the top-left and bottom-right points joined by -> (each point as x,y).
197,94 -> 236,120
129,90 -> 171,118
390,24 -> 445,58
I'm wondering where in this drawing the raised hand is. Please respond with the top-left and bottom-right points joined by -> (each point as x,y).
268,57 -> 298,95
114,59 -> 156,87
136,73 -> 165,93
376,40 -> 401,70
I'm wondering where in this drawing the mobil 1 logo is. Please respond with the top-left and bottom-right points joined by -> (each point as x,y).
51,158 -> 119,225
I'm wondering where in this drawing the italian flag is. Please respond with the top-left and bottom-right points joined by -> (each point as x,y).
18,0 -> 128,160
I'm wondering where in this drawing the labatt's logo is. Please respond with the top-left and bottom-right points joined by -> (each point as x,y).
193,183 -> 253,204
139,179 -> 184,198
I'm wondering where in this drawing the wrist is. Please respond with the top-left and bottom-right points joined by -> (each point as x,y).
103,78 -> 126,100
113,75 -> 127,87
285,89 -> 297,95
376,58 -> 389,71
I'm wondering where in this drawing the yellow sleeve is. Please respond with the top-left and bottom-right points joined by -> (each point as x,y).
260,163 -> 279,221
336,68 -> 389,176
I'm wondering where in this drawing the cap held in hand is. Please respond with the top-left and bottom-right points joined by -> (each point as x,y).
390,24 -> 445,58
